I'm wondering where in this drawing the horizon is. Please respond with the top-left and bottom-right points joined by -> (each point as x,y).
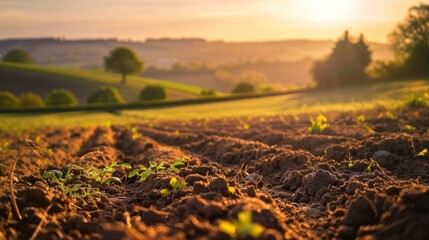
0,0 -> 422,43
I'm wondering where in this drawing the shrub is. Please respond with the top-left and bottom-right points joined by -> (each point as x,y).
0,92 -> 20,108
3,48 -> 32,64
87,86 -> 124,104
45,89 -> 78,106
201,89 -> 216,96
139,85 -> 167,101
231,82 -> 255,94
20,93 -> 44,108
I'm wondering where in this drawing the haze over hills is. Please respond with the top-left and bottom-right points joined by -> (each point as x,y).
0,37 -> 393,69
0,37 -> 394,92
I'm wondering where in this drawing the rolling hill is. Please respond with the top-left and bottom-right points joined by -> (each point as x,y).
0,62 -> 213,103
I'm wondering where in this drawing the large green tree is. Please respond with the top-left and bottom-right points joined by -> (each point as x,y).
389,3 -> 429,75
311,31 -> 372,88
3,48 -> 32,64
104,47 -> 143,84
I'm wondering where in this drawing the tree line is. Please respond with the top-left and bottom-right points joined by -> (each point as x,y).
311,3 -> 429,87
0,85 -> 167,109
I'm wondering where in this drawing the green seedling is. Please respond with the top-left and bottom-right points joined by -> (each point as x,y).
363,124 -> 375,134
416,148 -> 427,157
219,211 -> 264,239
43,166 -> 101,198
130,127 -> 143,140
160,188 -> 170,196
86,161 -> 131,184
128,161 -> 165,181
228,186 -> 236,194
308,114 -> 328,133
404,124 -> 416,132
170,177 -> 186,191
160,176 -> 187,196
129,158 -> 185,181
385,111 -> 397,120
356,115 -> 366,123
348,160 -> 353,168
0,141 -> 10,150
128,165 -> 152,181
236,122 -> 250,130
169,158 -> 185,173
364,159 -> 378,173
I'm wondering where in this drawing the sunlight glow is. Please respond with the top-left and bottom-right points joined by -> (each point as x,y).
299,0 -> 355,24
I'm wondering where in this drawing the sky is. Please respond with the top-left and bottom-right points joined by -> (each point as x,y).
0,0 -> 424,42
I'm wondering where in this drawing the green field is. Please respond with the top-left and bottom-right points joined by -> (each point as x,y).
1,77 -> 428,130
0,62 -> 217,102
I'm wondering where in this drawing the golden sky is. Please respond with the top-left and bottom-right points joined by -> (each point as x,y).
0,0 -> 424,42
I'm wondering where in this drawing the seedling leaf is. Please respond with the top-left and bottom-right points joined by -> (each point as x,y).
219,220 -> 237,238
128,169 -> 140,178
228,186 -> 236,194
417,148 -> 427,156
102,177 -> 122,184
160,188 -> 170,196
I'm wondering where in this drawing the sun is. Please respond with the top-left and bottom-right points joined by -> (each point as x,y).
299,0 -> 355,24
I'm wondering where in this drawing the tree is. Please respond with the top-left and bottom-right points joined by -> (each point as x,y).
20,93 -> 44,108
231,82 -> 255,94
200,89 -> 216,96
3,48 -> 32,64
139,85 -> 167,101
45,89 -> 78,106
104,47 -> 143,84
389,4 -> 429,75
239,71 -> 268,86
87,86 -> 124,104
0,92 -> 20,108
311,31 -> 372,88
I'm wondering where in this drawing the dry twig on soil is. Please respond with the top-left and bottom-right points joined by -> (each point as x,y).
29,203 -> 53,240
9,150 -> 22,220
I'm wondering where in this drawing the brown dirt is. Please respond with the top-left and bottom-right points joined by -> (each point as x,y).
1,107 -> 429,239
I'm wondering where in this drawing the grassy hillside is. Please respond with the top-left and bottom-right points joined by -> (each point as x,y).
0,62 -> 212,103
1,77 -> 428,130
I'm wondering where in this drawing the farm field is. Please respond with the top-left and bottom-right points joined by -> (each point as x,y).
0,106 -> 429,239
1,77 -> 429,130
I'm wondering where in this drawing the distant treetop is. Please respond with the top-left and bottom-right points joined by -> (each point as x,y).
3,48 -> 33,64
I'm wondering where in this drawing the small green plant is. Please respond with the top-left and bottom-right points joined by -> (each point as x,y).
356,114 -> 366,123
363,124 -> 376,134
160,176 -> 187,196
308,114 -> 328,133
85,161 -> 131,184
236,121 -> 250,130
129,158 -> 185,181
219,211 -> 264,239
170,177 -> 187,191
169,158 -> 185,173
385,111 -> 397,120
0,141 -> 10,150
403,124 -> 416,132
43,166 -> 101,198
364,159 -> 379,173
416,148 -> 427,157
130,127 -> 142,140
348,160 -> 353,168
228,185 -> 236,194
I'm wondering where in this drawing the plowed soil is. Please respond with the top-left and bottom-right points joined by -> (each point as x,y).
1,107 -> 429,240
